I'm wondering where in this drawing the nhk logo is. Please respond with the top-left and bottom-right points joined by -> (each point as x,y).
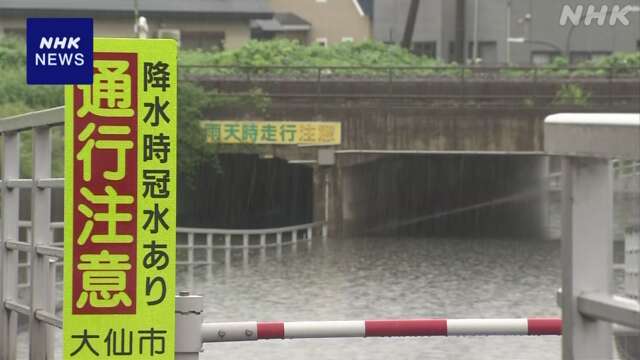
560,4 -> 640,26
26,18 -> 93,84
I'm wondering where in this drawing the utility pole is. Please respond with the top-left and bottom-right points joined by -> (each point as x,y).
401,0 -> 421,49
506,0 -> 512,64
133,0 -> 139,36
472,0 -> 479,63
455,0 -> 466,63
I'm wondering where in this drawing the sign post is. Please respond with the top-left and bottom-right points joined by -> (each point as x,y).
64,38 -> 177,359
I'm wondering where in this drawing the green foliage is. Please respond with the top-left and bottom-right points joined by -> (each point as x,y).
0,37 -> 63,110
0,36 -> 26,64
0,101 -> 32,118
177,82 -> 221,189
180,39 -> 459,77
500,53 -> 640,78
590,52 -> 640,76
553,84 -> 591,106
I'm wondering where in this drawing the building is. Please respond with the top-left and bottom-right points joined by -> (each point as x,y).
373,0 -> 640,65
252,0 -> 373,45
0,0 -> 272,50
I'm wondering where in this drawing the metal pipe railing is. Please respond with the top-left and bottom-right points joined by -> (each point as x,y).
544,113 -> 640,359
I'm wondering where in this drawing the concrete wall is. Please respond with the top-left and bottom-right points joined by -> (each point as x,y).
0,15 -> 252,49
269,0 -> 371,44
212,105 -> 546,152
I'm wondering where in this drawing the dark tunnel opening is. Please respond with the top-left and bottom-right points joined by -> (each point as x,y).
342,155 -> 548,239
177,154 -> 313,229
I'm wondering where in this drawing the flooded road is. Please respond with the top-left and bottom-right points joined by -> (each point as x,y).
185,236 -> 562,360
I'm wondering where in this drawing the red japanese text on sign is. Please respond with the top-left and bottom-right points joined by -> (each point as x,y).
72,53 -> 138,315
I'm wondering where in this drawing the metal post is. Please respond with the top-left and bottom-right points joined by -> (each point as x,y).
242,234 -> 249,268
625,227 -> 639,300
47,258 -> 57,359
133,0 -> 139,36
561,157 -> 613,359
324,172 -> 329,225
175,292 -> 203,360
206,234 -> 213,265
224,234 -> 231,267
460,67 -> 466,105
472,0 -> 479,63
315,67 -> 322,117
1,131 -> 20,360
259,234 -> 267,262
260,234 -> 266,247
186,233 -> 194,289
187,232 -> 194,265
608,67 -> 614,108
243,234 -> 249,248
532,67 -> 538,107
506,0 -> 511,64
537,156 -> 550,240
276,233 -> 282,259
30,125 -> 52,360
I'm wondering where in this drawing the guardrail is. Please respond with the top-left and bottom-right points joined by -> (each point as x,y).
0,107 -> 64,360
176,222 -> 326,266
179,64 -> 640,79
13,221 -> 327,290
545,113 -> 640,359
548,160 -> 640,191
180,65 -> 640,110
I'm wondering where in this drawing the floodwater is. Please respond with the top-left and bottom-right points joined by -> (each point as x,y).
19,194 -> 637,359
20,234 -> 634,360
185,236 -> 563,360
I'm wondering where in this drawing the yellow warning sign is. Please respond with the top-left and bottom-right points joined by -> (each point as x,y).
202,121 -> 341,145
64,38 -> 177,359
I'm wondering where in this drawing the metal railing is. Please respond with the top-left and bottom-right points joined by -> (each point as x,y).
180,64 -> 640,79
545,113 -> 640,359
176,222 -> 325,267
13,221 -> 327,291
624,227 -> 639,301
548,160 -> 640,195
180,65 -> 640,110
0,107 -> 64,360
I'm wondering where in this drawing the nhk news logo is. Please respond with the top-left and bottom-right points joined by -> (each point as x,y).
560,3 -> 640,26
26,18 -> 93,84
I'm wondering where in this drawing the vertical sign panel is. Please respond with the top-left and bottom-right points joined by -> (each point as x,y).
64,38 -> 177,359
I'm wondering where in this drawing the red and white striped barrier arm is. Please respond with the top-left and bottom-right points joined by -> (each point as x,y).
201,318 -> 561,342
